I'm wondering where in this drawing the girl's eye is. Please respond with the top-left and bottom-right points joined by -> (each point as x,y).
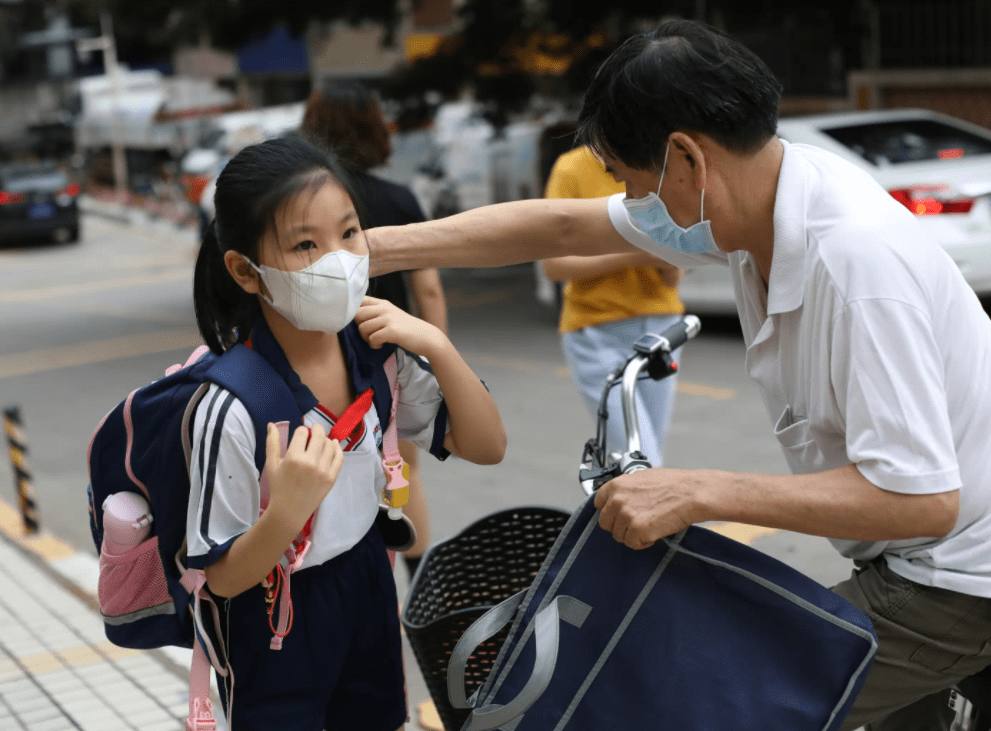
343,227 -> 359,240
295,240 -> 317,252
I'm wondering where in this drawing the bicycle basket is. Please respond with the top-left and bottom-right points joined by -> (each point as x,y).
401,506 -> 571,731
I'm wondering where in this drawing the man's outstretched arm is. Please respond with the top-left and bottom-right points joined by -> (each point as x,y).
365,197 -> 634,276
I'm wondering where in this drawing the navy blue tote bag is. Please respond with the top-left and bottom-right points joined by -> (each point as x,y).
448,495 -> 878,731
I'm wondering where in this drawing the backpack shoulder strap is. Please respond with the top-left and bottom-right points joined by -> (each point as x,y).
204,344 -> 303,469
381,353 -> 402,467
339,322 -> 397,433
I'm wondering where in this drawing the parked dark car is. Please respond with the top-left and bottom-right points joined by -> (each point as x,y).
0,163 -> 80,245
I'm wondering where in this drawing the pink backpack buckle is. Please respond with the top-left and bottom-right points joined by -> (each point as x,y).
383,459 -> 410,492
186,697 -> 217,731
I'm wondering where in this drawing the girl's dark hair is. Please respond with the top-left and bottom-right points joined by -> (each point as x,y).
577,19 -> 783,170
301,81 -> 392,172
193,134 -> 359,353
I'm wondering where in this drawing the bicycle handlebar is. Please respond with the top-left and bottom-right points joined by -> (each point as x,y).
580,315 -> 703,495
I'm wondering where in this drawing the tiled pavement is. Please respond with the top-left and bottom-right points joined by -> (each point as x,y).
0,489 -> 445,731
0,494 -> 228,731
0,536 -> 201,731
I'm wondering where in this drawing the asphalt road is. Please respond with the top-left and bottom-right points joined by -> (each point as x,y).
0,211 -> 855,728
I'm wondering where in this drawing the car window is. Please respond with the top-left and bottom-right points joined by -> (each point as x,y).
1,168 -> 69,192
821,120 -> 991,166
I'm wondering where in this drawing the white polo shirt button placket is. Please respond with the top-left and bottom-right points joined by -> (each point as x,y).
607,140 -> 991,598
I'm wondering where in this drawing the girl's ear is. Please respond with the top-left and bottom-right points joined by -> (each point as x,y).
224,251 -> 261,295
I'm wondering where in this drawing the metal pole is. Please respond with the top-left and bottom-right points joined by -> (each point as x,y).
2,407 -> 40,535
101,11 -> 128,205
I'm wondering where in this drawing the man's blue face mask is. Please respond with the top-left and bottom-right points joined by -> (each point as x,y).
621,142 -> 720,256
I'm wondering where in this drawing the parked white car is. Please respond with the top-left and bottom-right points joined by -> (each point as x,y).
676,108 -> 991,316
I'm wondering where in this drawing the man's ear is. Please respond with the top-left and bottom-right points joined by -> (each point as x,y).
224,250 -> 261,294
669,132 -> 707,193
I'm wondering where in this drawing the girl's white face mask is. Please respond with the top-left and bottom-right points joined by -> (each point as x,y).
248,249 -> 369,334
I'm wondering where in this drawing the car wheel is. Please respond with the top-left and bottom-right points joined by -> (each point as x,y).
68,226 -> 80,243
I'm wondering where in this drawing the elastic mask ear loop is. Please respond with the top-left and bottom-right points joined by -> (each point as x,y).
655,142 -> 670,197
242,255 -> 265,281
700,188 -> 706,225
242,255 -> 274,305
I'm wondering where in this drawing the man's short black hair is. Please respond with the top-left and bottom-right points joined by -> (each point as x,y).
577,20 -> 784,170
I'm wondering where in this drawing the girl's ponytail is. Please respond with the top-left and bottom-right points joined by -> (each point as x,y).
193,220 -> 260,353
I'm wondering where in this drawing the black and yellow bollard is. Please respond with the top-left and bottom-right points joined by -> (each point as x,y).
2,407 -> 39,535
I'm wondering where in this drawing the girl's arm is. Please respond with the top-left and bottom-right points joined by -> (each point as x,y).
355,297 -> 506,465
426,337 -> 506,464
542,251 -> 682,285
205,424 -> 344,597
408,268 -> 448,335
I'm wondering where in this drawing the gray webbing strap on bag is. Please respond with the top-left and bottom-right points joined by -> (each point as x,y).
448,591 -> 592,731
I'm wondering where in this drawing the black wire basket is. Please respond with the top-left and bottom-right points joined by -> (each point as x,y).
401,506 -> 571,731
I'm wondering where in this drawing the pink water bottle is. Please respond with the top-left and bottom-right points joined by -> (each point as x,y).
101,492 -> 153,555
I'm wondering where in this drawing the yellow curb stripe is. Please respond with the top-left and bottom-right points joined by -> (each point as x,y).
418,700 -> 444,731
92,641 -> 143,661
22,534 -> 78,561
0,328 -> 204,380
19,651 -> 65,675
0,498 -> 26,537
707,522 -> 780,545
0,496 -> 78,562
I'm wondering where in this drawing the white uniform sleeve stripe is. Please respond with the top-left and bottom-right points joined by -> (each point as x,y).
199,391 -> 237,548
187,385 -> 258,565
196,387 -> 225,506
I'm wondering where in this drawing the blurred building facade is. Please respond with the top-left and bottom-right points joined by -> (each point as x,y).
848,0 -> 991,130
1,0 -> 989,152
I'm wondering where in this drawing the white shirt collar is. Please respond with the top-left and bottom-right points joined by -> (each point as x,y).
766,140 -> 809,316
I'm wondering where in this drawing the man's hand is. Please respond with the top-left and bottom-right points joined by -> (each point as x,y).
593,467 -> 711,549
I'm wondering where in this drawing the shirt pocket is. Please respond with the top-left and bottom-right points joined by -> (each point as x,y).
773,406 -> 824,474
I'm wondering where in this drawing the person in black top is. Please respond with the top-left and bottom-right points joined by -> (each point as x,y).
301,81 -> 447,582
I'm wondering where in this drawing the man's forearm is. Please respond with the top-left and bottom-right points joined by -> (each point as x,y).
366,197 -> 631,276
702,464 -> 959,541
541,251 -> 660,283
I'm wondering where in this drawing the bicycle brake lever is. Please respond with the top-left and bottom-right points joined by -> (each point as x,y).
579,463 -> 622,495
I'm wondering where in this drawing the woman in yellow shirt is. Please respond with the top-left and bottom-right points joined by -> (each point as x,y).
542,145 -> 684,466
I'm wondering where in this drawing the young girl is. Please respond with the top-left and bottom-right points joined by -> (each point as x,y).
188,134 -> 506,731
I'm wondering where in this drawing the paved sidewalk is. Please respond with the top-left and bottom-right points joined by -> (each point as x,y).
0,499 -> 225,731
0,488 -> 450,731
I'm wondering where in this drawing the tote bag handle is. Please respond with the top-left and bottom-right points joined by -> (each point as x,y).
449,591 -> 592,731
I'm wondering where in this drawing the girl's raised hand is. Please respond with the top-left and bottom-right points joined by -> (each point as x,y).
264,423 -> 344,524
355,296 -> 445,357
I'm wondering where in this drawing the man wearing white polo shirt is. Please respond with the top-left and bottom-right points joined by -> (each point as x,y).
366,19 -> 991,731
